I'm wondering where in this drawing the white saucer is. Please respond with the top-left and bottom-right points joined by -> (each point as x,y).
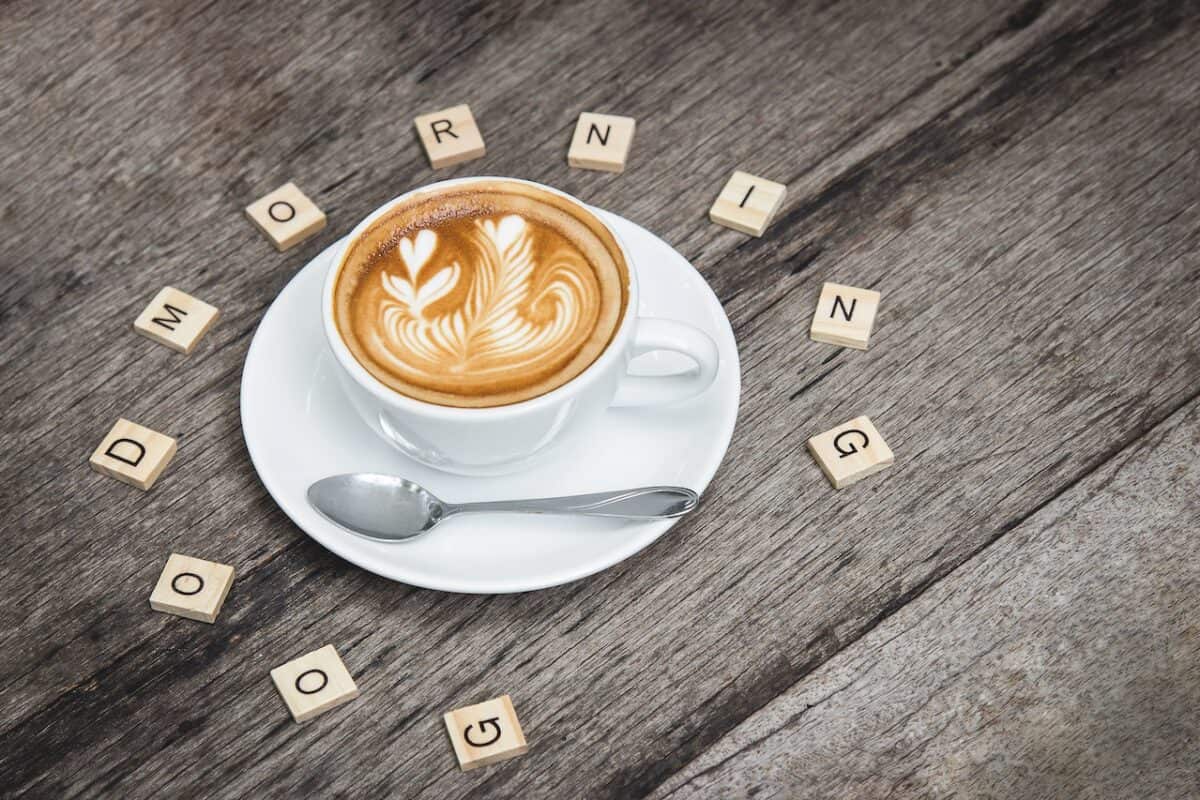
240,209 -> 740,593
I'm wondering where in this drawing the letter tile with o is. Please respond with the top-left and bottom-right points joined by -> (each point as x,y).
270,644 -> 359,723
149,553 -> 234,624
244,182 -> 326,252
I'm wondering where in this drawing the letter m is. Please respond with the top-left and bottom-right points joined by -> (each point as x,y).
152,303 -> 188,331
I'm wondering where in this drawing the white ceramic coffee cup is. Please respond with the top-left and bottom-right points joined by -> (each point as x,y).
322,177 -> 719,475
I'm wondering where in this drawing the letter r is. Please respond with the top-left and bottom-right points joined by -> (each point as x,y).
430,119 -> 458,143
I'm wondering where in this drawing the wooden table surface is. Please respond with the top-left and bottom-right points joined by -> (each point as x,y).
2,0 -> 1198,797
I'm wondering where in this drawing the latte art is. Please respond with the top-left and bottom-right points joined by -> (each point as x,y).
376,216 -> 597,382
333,182 -> 628,407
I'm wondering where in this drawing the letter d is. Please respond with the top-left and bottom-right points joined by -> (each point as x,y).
105,437 -> 145,467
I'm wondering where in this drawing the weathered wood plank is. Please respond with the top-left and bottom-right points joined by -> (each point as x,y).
1,0 -> 1198,798
655,397 -> 1200,799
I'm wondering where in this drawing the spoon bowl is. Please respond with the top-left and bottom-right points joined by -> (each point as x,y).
308,474 -> 447,541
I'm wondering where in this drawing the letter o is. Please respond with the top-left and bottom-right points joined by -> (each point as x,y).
171,572 -> 205,595
295,669 -> 328,695
268,201 -> 296,223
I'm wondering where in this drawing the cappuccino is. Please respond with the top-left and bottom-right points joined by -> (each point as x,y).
332,181 -> 629,407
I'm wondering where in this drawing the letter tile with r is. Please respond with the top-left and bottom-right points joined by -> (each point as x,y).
89,418 -> 177,490
444,694 -> 528,770
149,553 -> 234,623
414,104 -> 486,169
271,645 -> 359,723
807,415 -> 894,489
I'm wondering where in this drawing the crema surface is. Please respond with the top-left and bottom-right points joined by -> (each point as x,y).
333,182 -> 629,407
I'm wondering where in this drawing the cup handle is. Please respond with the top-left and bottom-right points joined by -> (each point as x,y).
610,318 -> 720,408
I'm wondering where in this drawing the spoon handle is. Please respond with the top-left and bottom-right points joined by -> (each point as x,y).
451,486 -> 698,519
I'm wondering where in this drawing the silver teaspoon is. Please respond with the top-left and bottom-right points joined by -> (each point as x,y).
306,473 -> 699,542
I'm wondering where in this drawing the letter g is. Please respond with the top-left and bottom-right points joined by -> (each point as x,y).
833,429 -> 869,458
463,717 -> 503,747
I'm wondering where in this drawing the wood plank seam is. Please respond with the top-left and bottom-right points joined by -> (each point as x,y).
637,385 -> 1200,798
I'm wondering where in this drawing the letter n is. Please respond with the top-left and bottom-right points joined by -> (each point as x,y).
586,123 -> 611,146
830,295 -> 857,322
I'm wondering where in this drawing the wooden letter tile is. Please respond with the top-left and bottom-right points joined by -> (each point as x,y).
245,182 -> 326,251
133,287 -> 219,354
568,112 -> 636,173
444,694 -> 528,771
271,644 -> 359,723
809,282 -> 880,350
808,415 -> 894,489
89,418 -> 176,490
709,170 -> 787,236
149,553 -> 234,623
415,104 -> 486,169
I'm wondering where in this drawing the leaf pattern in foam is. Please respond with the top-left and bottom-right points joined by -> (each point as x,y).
378,214 -> 590,376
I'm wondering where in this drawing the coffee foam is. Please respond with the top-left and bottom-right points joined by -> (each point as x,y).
333,181 -> 629,408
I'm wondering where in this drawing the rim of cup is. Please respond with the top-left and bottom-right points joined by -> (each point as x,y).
321,176 -> 640,420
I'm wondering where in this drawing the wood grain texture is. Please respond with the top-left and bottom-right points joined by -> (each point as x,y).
655,398 -> 1200,799
1,0 -> 1198,797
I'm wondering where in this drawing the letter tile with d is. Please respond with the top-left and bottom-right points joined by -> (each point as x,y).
444,694 -> 528,770
270,645 -> 359,723
149,553 -> 234,623
808,415 -> 894,489
89,418 -> 177,490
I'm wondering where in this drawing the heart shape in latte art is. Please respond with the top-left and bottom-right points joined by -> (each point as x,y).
376,215 -> 600,382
